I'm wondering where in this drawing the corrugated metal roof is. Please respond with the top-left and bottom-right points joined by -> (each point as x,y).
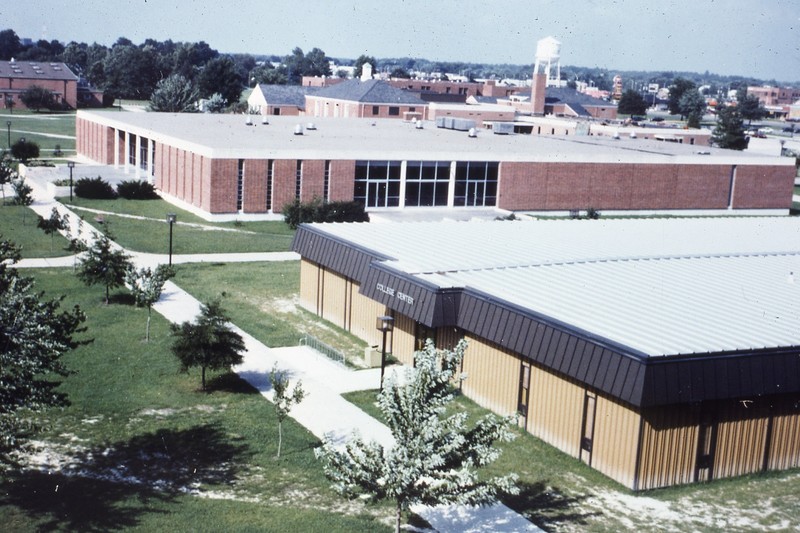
304,217 -> 800,357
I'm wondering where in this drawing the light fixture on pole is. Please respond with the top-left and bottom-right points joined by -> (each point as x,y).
166,213 -> 177,266
376,315 -> 394,391
6,121 -> 10,149
67,161 -> 75,202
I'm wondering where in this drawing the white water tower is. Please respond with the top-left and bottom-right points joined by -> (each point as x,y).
534,36 -> 562,87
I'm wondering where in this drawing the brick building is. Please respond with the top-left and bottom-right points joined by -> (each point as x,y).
0,59 -> 79,110
75,110 -> 794,219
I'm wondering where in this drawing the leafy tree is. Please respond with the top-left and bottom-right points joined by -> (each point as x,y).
170,300 -> 246,391
171,41 -> 218,80
354,55 -> 377,79
102,43 -> 160,100
712,105 -> 749,150
0,29 -> 22,60
204,92 -> 227,113
617,89 -> 648,116
269,363 -> 306,458
36,206 -> 69,251
19,85 -> 57,112
389,67 -> 410,79
737,89 -> 767,126
250,64 -> 287,86
126,264 -> 174,341
315,339 -> 518,533
77,233 -> 132,304
667,77 -> 696,117
74,176 -> 117,199
197,56 -> 243,104
679,89 -> 706,128
0,239 -> 86,454
304,48 -> 331,78
11,139 -> 40,164
149,74 -> 199,112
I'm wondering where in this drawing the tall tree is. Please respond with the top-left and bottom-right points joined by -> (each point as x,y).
170,300 -> 246,391
737,89 -> 767,126
102,44 -> 160,100
617,89 -> 648,116
0,239 -> 86,455
126,264 -> 174,341
0,29 -> 22,60
269,363 -> 306,458
668,77 -> 696,117
76,233 -> 132,304
149,74 -> 199,112
712,105 -> 749,150
315,339 -> 518,533
304,47 -> 331,78
679,89 -> 707,128
196,56 -> 243,104
353,55 -> 377,79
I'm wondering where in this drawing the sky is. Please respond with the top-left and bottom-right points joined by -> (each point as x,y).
3,0 -> 799,82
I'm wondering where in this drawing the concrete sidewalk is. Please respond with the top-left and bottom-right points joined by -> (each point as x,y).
17,167 -> 539,532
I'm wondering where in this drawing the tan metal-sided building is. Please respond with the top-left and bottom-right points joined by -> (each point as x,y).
292,216 -> 800,490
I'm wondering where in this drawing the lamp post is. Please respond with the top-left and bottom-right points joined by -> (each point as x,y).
6,121 -> 10,149
166,213 -> 177,266
67,161 -> 75,202
377,315 -> 394,391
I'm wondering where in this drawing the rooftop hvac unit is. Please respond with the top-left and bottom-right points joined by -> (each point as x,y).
493,122 -> 515,135
451,118 -> 475,131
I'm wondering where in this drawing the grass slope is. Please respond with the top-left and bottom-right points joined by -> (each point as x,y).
0,205 -> 71,258
0,269 -> 390,532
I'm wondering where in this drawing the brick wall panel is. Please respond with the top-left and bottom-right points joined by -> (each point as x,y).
244,159 -> 268,213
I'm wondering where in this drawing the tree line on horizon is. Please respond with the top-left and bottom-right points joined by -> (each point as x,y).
0,28 -> 791,107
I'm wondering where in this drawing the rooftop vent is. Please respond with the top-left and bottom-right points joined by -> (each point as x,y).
306,122 -> 316,130
415,120 -> 423,130
468,127 -> 477,138
629,132 -> 637,139
612,131 -> 620,139
294,124 -> 303,135
245,116 -> 253,126
261,116 -> 268,125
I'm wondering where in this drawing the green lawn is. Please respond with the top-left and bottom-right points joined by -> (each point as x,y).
59,197 -> 295,254
1,111 -> 76,157
0,269 -> 391,532
344,388 -> 800,532
0,205 -> 71,258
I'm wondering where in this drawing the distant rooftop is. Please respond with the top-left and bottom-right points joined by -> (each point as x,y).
310,79 -> 427,105
252,84 -> 319,107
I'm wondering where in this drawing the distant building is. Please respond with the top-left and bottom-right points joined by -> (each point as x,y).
305,79 -> 428,120
0,59 -> 80,110
75,111 -> 793,219
747,86 -> 800,119
248,84 -> 319,116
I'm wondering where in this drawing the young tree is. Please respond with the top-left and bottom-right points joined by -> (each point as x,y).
315,340 -> 518,533
149,74 -> 199,112
269,363 -> 306,458
712,105 -> 749,150
10,177 -> 34,224
668,77 -> 696,117
77,233 -> 132,304
170,300 -> 246,391
19,85 -> 56,112
203,92 -> 227,113
0,239 -> 87,454
617,89 -> 648,116
36,206 -> 69,251
0,152 -> 14,205
125,264 -> 174,341
11,139 -> 40,164
737,90 -> 767,126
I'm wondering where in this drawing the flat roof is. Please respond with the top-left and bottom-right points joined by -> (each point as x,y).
302,217 -> 800,357
78,110 -> 791,166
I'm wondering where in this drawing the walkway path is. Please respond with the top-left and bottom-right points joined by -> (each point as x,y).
17,170 -> 539,532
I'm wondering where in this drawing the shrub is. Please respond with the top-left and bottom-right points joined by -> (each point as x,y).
11,139 -> 40,163
282,198 -> 369,229
74,176 -> 117,199
117,179 -> 159,200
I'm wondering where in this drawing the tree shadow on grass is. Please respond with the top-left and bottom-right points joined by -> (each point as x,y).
108,292 -> 136,306
503,480 -> 599,532
0,423 -> 251,531
205,371 -> 260,394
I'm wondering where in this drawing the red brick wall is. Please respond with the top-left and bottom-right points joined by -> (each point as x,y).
733,165 -> 795,209
208,159 -> 238,214
1,78 -> 78,109
243,159 -> 268,213
329,160 -> 356,201
530,73 -> 546,115
301,160 -> 325,201
498,162 -> 733,211
272,159 -> 298,212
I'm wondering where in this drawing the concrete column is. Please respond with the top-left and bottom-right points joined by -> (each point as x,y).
123,131 -> 130,174
398,161 -> 407,208
147,139 -> 154,183
113,128 -> 119,168
134,134 -> 142,179
447,161 -> 457,207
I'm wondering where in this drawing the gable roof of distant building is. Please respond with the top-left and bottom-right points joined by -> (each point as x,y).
253,84 -> 319,107
0,60 -> 78,81
311,79 -> 426,105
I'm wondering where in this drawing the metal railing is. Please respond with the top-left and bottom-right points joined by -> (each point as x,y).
299,334 -> 346,366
